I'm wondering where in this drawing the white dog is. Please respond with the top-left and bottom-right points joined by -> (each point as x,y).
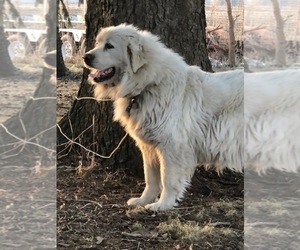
83,24 -> 243,211
244,69 -> 300,173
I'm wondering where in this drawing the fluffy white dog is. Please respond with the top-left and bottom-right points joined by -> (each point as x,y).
83,24 -> 243,211
244,69 -> 300,173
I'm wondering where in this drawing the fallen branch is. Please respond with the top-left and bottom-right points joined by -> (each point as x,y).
209,221 -> 231,227
246,222 -> 279,227
207,24 -> 223,34
244,25 -> 266,33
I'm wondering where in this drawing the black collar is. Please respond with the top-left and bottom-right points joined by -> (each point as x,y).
126,95 -> 140,115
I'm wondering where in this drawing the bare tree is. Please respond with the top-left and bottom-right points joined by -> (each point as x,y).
57,0 -> 212,174
270,0 -> 286,67
225,0 -> 236,66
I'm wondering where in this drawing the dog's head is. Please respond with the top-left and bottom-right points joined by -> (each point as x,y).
83,24 -> 147,98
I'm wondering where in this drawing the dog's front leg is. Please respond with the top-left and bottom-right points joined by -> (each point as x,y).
144,145 -> 195,211
127,145 -> 161,206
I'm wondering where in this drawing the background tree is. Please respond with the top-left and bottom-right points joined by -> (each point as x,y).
57,26 -> 67,77
0,0 -> 17,77
57,0 -> 69,77
270,0 -> 286,67
57,0 -> 212,174
225,0 -> 236,66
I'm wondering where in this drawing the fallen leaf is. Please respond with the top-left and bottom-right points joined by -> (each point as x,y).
96,236 -> 104,244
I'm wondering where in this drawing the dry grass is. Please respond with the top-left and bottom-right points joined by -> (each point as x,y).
126,205 -> 148,217
158,217 -> 210,242
13,54 -> 44,75
157,217 -> 236,243
132,221 -> 144,231
246,199 -> 295,218
0,55 -> 44,123
64,54 -> 84,76
195,207 -> 206,220
209,199 -> 240,217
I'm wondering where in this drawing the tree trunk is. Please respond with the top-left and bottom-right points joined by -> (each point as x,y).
225,0 -> 236,66
0,0 -> 56,163
270,0 -> 286,67
57,0 -> 67,77
57,0 -> 212,174
45,0 -> 56,50
0,0 -> 16,77
57,27 -> 67,77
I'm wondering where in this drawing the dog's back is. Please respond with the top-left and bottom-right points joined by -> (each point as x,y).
245,69 -> 300,172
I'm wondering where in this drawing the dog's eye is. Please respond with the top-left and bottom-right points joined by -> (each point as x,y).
104,43 -> 114,50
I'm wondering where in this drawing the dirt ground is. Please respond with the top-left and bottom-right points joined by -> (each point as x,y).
57,165 -> 243,250
56,66 -> 244,250
0,159 -> 56,249
0,69 -> 41,123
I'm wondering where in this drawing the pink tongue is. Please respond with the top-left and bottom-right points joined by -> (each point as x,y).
89,70 -> 101,78
89,68 -> 112,79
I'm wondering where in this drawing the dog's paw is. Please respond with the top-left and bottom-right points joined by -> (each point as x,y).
127,197 -> 148,206
144,202 -> 175,211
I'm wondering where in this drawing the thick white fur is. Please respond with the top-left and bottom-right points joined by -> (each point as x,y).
244,70 -> 300,173
85,24 -> 243,211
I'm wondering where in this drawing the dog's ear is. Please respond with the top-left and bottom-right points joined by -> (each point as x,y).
126,35 -> 146,73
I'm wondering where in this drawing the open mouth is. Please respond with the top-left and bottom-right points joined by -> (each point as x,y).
89,67 -> 116,83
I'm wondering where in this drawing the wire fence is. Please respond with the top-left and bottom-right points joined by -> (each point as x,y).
206,0 -> 244,42
206,0 -> 300,43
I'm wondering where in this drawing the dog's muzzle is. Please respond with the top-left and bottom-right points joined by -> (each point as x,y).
83,53 -> 116,83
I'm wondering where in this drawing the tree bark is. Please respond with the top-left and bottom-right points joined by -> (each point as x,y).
57,0 -> 212,174
0,0 -> 16,77
270,0 -> 286,67
225,0 -> 236,66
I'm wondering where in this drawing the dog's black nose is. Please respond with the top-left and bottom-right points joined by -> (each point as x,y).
83,53 -> 94,66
